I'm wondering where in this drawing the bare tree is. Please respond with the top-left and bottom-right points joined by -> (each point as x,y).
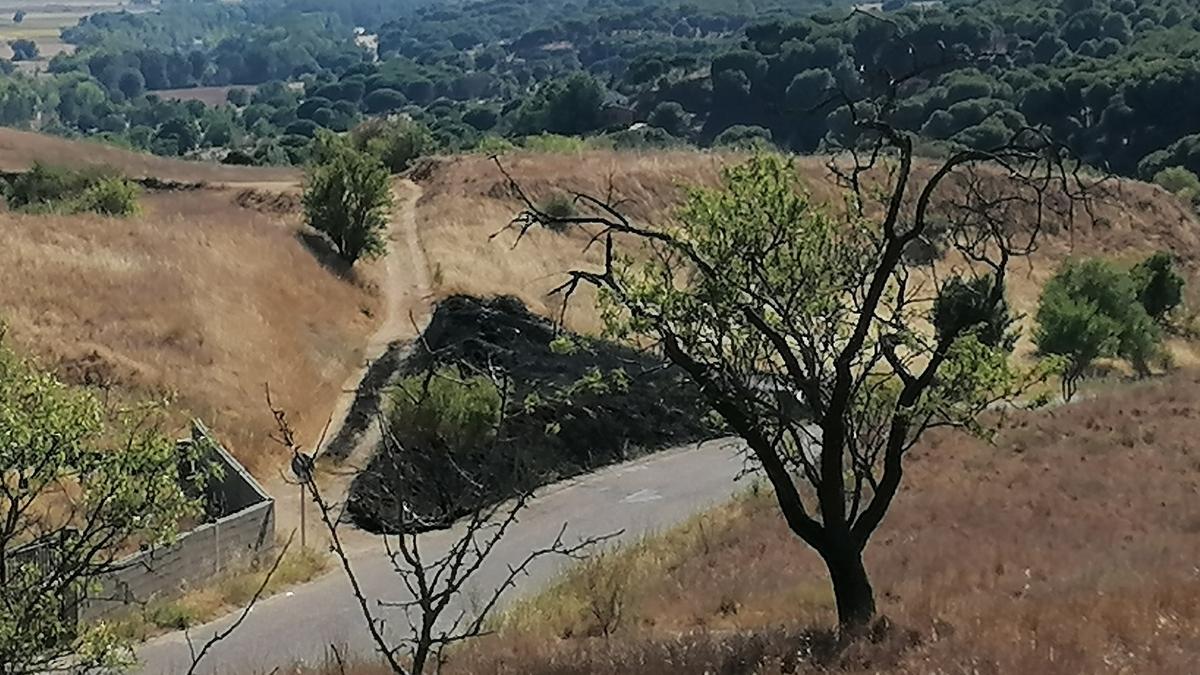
267,365 -> 613,675
494,29 -> 1095,633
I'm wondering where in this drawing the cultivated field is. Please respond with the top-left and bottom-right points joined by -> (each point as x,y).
0,177 -> 381,474
0,0 -> 127,65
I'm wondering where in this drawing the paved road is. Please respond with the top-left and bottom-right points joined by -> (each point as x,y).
135,439 -> 751,674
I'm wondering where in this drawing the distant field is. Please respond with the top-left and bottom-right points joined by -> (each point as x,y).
0,0 -> 130,67
152,85 -> 256,106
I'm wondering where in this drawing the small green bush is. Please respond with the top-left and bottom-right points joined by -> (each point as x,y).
473,135 -> 518,155
6,163 -> 100,209
76,176 -> 141,216
1131,250 -> 1185,323
4,163 -> 139,216
350,118 -> 435,172
145,601 -> 196,631
1153,166 -> 1200,201
539,192 -> 577,232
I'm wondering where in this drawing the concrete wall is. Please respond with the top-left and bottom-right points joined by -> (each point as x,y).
83,421 -> 276,620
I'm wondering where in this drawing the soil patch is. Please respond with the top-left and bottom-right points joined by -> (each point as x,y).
346,295 -> 716,533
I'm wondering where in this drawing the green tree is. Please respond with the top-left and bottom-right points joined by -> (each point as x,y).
1131,251 -> 1185,323
713,124 -> 773,150
1035,257 -> 1160,400
351,117 -> 434,172
507,140 -> 1074,631
0,336 -> 206,671
8,38 -> 37,61
302,133 -> 393,264
647,101 -> 690,137
225,87 -> 250,106
363,88 -> 407,113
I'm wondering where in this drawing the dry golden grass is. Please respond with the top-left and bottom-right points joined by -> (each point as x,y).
109,543 -> 329,641
414,150 -> 1200,338
0,188 -> 380,472
432,373 -> 1200,674
0,128 -> 298,184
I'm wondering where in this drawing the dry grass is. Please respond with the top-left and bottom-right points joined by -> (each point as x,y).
280,375 -> 1200,675
0,188 -> 380,472
414,150 -> 1200,337
108,544 -> 329,641
279,148 -> 1200,674
0,128 -> 298,184
436,373 -> 1200,674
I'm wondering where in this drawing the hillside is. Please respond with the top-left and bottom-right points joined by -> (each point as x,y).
0,128 -> 298,185
453,373 -> 1200,674
412,150 -> 1200,335
0,182 -> 379,473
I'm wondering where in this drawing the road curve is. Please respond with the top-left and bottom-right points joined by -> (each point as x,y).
135,439 -> 751,674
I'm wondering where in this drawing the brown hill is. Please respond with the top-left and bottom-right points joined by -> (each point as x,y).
412,150 -> 1200,336
0,187 -> 379,473
0,127 -> 298,185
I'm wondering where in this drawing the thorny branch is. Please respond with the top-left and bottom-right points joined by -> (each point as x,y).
267,370 -> 616,675
184,530 -> 296,675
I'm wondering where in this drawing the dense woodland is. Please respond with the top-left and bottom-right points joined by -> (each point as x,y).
0,0 -> 1198,178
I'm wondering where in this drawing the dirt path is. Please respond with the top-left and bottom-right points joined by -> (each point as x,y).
267,179 -> 433,540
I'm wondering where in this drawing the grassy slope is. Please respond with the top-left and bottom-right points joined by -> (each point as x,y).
413,150 -> 1200,341
0,170 -> 381,473
449,374 -> 1200,674
0,127 -> 298,184
327,148 -> 1200,674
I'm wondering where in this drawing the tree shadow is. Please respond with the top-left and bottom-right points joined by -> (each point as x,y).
296,230 -> 355,279
321,340 -> 406,463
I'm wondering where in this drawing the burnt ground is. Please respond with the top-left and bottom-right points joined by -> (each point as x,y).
346,295 -> 717,533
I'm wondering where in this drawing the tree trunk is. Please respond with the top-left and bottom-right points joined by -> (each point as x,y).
822,543 -> 876,633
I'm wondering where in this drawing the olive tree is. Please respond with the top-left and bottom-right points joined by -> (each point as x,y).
303,134 -> 393,264
0,334 -> 205,672
1035,257 -> 1161,400
1131,250 -> 1185,323
497,64 -> 1086,632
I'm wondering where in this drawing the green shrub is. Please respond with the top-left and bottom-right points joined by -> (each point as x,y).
538,192 -> 577,232
350,118 -> 435,172
4,163 -> 139,216
145,601 -> 196,631
1153,166 -> 1200,201
473,134 -> 518,154
388,368 -> 502,455
6,163 -> 101,210
76,176 -> 141,216
1131,250 -> 1185,323
303,132 -> 393,264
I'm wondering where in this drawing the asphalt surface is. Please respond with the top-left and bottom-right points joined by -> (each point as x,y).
135,438 -> 751,674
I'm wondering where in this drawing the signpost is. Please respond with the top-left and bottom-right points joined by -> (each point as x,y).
290,452 -> 315,549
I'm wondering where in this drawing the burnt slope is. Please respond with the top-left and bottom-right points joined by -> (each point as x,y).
347,295 -> 716,533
